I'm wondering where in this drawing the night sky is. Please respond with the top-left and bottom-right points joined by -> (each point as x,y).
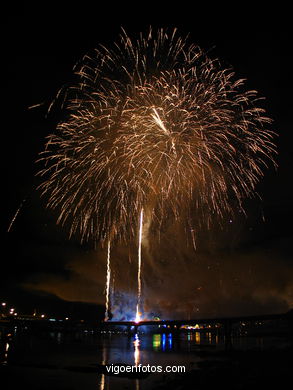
1,8 -> 292,320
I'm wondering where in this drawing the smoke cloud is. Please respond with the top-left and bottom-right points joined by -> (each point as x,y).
23,219 -> 293,320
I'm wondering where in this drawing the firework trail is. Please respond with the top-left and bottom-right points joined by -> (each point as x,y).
104,239 -> 111,321
7,199 -> 26,232
135,208 -> 144,322
37,28 -> 276,317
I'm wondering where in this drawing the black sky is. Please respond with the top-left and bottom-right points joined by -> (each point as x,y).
1,8 -> 292,319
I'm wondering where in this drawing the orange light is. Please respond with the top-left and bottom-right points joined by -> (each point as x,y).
135,313 -> 141,323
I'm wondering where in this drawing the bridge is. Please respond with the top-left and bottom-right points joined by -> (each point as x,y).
102,312 -> 290,328
101,311 -> 293,349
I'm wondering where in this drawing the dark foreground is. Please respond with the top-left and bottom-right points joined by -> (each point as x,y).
0,341 -> 292,389
155,347 -> 293,389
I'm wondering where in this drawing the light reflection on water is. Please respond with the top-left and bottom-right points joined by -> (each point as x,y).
98,333 -> 176,390
134,333 -> 140,366
0,327 -> 290,390
96,331 -> 217,389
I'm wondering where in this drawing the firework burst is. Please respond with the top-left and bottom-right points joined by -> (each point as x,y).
38,27 -> 276,244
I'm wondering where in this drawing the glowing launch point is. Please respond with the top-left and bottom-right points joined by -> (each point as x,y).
135,312 -> 141,324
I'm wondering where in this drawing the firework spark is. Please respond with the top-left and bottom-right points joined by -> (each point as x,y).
38,27 -> 276,246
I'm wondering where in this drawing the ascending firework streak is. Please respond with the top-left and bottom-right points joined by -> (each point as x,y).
104,239 -> 111,321
37,28 -> 277,318
135,208 -> 144,323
